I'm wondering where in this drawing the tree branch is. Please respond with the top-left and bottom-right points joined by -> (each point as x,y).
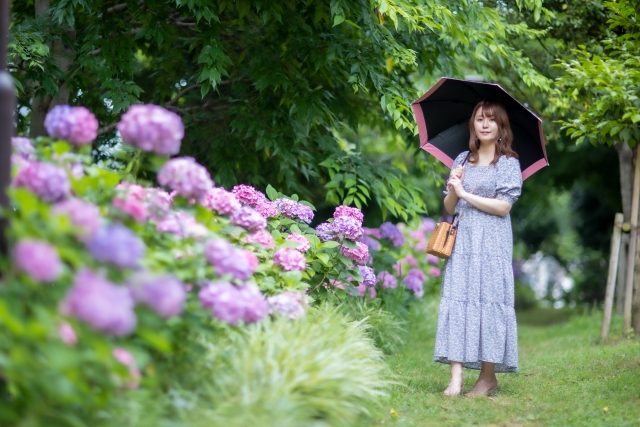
106,3 -> 128,14
166,84 -> 201,106
97,122 -> 118,136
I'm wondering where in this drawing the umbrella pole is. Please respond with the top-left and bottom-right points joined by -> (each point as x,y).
623,148 -> 640,332
0,0 -> 14,258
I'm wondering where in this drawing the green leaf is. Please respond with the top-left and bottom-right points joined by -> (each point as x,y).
266,184 -> 278,200
333,15 -> 345,26
322,241 -> 340,249
316,253 -> 331,266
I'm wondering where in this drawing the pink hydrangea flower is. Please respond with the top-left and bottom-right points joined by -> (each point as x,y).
334,205 -> 364,224
340,241 -> 369,264
232,184 -> 262,206
157,157 -> 213,199
52,198 -> 104,240
127,271 -> 186,318
14,161 -> 70,202
58,322 -> 77,346
362,227 -> 381,238
328,279 -> 345,290
199,282 -> 268,325
419,218 -> 437,233
245,230 -> 275,248
333,216 -> 363,241
156,211 -> 209,239
273,248 -> 306,271
112,348 -> 141,389
117,104 -> 184,155
242,250 -> 259,271
11,137 -> 35,159
410,230 -> 425,241
60,269 -> 137,336
285,233 -> 311,252
267,291 -> 308,320
255,200 -> 279,218
230,206 -> 267,232
145,188 -> 173,220
200,187 -> 241,215
13,239 -> 62,282
113,182 -> 148,222
44,105 -> 99,146
52,152 -> 84,179
413,240 -> 427,252
429,267 -> 441,277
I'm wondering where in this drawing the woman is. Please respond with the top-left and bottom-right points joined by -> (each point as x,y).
435,100 -> 522,397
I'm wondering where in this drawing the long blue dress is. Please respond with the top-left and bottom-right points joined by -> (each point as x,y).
434,151 -> 522,373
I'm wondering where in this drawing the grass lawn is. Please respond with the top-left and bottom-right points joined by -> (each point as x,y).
370,300 -> 640,427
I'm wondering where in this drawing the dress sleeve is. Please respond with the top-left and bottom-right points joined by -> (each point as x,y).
443,151 -> 469,196
495,156 -> 522,205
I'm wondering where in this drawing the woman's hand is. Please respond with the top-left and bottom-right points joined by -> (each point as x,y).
448,175 -> 467,198
447,166 -> 464,193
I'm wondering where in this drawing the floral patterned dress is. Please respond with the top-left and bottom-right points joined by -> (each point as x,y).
434,151 -> 522,373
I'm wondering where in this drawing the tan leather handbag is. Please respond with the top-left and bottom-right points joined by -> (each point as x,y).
427,154 -> 490,259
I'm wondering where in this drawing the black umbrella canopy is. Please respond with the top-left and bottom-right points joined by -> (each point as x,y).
411,77 -> 548,180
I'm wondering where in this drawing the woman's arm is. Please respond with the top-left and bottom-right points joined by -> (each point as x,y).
444,191 -> 459,215
448,174 -> 512,217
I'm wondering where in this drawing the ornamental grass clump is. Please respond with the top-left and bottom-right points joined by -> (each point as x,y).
199,305 -> 389,427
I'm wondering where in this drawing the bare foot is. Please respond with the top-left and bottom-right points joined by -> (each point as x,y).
443,376 -> 464,397
464,378 -> 498,396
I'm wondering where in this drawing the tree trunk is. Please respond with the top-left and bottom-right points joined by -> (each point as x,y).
29,0 -> 74,138
615,142 -> 634,222
616,233 -> 628,314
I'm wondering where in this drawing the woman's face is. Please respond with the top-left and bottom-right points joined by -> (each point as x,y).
474,108 -> 499,143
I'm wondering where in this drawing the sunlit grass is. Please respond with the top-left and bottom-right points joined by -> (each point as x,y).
363,300 -> 640,427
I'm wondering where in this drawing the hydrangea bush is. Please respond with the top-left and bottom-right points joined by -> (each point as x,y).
0,103 -> 442,425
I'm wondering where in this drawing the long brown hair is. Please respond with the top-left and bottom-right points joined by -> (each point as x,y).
467,101 -> 518,165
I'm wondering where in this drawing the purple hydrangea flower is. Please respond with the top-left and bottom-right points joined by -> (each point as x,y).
200,187 -> 241,216
341,241 -> 369,264
358,265 -> 376,287
145,188 -> 173,220
157,157 -> 213,199
156,211 -> 209,239
112,347 -> 141,389
245,230 -> 275,249
52,152 -> 84,179
13,239 -> 62,282
429,267 -> 441,277
267,291 -> 308,320
255,200 -> 279,218
113,182 -> 148,222
60,269 -> 137,336
285,233 -> 311,252
380,222 -> 405,247
127,271 -> 186,317
230,206 -> 267,232
377,271 -> 397,289
333,216 -> 364,241
273,248 -> 306,271
87,223 -> 146,268
275,198 -> 297,218
238,283 -> 269,323
44,105 -> 99,146
315,222 -> 336,241
199,281 -> 268,325
117,104 -> 184,155
334,205 -> 364,224
420,217 -> 437,234
52,198 -> 104,240
11,137 -> 35,159
426,254 -> 440,265
232,184 -> 262,206
360,236 -> 380,251
356,283 -> 376,299
14,161 -> 70,202
295,204 -> 314,224
404,268 -> 425,298
204,238 -> 256,280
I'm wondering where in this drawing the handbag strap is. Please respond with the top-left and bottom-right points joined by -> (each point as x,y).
450,157 -> 492,230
